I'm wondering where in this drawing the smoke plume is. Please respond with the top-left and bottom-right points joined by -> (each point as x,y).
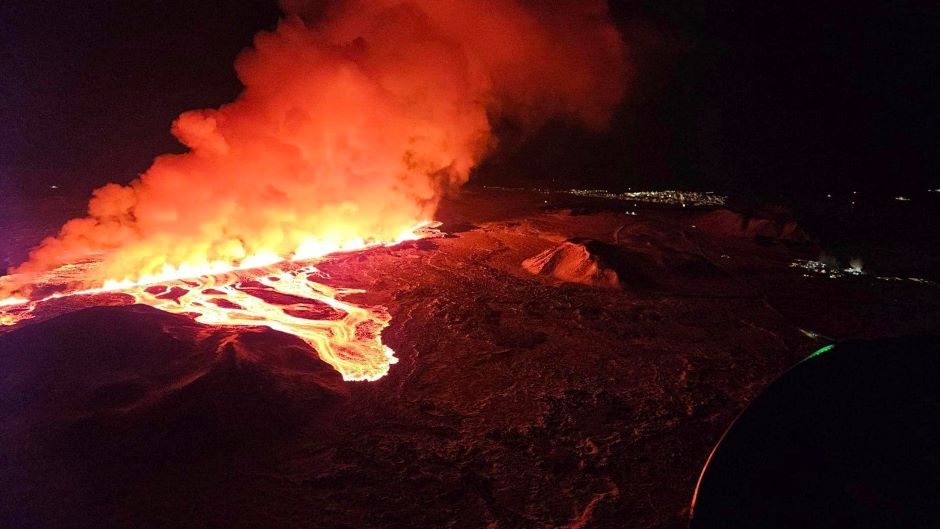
5,0 -> 626,295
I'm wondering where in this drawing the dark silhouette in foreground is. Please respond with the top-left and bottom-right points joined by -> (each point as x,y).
692,336 -> 940,528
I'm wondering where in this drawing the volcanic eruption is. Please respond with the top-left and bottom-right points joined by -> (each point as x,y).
4,2 -> 940,527
0,0 -> 627,379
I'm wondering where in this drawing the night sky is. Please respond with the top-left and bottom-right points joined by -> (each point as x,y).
1,1 -> 936,197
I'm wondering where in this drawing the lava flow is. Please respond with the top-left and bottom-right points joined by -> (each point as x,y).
128,265 -> 395,382
0,222 -> 439,381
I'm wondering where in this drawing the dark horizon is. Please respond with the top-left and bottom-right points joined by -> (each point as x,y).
2,1 -> 936,198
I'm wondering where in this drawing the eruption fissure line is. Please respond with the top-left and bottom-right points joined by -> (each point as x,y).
0,222 -> 437,381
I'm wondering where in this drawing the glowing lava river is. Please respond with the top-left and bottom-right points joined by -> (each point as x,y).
0,222 -> 440,381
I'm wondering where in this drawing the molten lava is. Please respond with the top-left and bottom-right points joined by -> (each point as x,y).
0,222 -> 439,381
127,266 -> 396,381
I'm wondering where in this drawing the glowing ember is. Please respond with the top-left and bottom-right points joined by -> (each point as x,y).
0,222 -> 439,381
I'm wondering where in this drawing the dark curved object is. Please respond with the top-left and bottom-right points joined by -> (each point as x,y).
690,336 -> 940,529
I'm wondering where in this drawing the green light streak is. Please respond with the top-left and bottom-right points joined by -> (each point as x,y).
806,344 -> 835,360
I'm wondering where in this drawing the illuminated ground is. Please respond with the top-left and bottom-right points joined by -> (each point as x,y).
2,188 -> 938,528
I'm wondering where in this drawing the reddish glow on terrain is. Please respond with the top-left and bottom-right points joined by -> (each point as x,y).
0,223 -> 436,381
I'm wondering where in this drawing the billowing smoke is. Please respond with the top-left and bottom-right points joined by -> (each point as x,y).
4,0 -> 626,295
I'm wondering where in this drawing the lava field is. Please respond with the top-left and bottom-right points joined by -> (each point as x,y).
2,188 -> 938,529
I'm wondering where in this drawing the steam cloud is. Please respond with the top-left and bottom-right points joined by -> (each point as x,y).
4,0 -> 626,295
